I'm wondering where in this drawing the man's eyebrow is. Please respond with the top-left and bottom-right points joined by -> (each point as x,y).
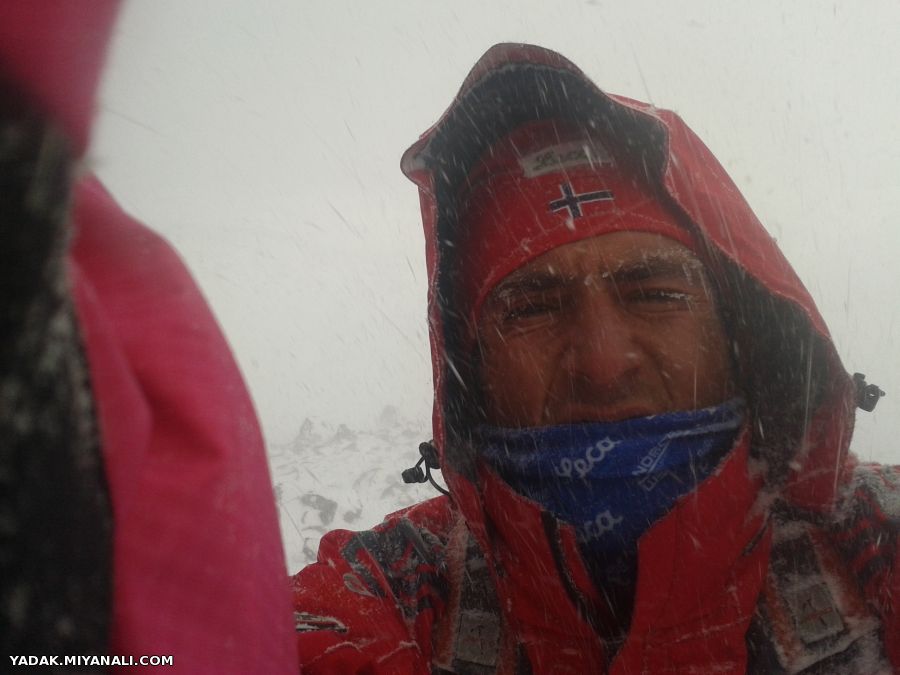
492,271 -> 576,299
605,253 -> 706,284
490,252 -> 707,301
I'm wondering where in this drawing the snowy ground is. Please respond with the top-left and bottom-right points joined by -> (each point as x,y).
271,406 -> 436,574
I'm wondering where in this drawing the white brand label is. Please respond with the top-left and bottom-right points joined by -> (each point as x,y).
521,141 -> 614,178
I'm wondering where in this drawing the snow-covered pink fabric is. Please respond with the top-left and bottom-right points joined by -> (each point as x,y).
70,177 -> 297,673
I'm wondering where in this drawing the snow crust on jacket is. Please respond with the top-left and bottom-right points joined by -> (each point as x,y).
293,43 -> 898,673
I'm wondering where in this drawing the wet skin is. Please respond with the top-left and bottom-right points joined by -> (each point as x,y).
476,232 -> 736,427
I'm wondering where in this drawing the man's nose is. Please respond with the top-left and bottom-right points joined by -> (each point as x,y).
561,290 -> 641,390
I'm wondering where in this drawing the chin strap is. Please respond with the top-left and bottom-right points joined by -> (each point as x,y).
402,441 -> 450,496
853,373 -> 885,412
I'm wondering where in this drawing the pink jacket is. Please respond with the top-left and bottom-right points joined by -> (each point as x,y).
1,3 -> 297,671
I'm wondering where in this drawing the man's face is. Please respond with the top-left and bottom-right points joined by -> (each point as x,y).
476,232 -> 736,427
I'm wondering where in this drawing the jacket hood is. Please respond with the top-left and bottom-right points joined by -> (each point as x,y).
402,43 -> 858,520
0,1 -> 120,156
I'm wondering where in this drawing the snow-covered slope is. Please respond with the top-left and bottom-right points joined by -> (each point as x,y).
271,406 -> 437,573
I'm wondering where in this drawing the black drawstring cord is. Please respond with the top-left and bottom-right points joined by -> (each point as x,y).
401,441 -> 450,496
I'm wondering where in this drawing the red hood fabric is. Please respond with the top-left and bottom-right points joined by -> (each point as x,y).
70,178 -> 297,672
2,5 -> 297,671
401,42 -> 857,542
0,1 -> 120,156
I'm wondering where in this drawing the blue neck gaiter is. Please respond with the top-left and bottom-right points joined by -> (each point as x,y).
478,399 -> 745,598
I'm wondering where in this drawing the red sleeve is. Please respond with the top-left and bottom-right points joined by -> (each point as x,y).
837,463 -> 900,669
884,537 -> 900,669
292,499 -> 454,674
861,465 -> 900,669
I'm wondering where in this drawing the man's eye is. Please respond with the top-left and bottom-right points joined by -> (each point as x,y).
502,296 -> 565,321
630,288 -> 694,306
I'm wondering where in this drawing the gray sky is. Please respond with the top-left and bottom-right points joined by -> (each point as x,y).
93,1 -> 898,462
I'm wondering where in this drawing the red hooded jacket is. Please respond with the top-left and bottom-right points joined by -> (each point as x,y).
292,44 -> 898,674
1,3 -> 297,671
